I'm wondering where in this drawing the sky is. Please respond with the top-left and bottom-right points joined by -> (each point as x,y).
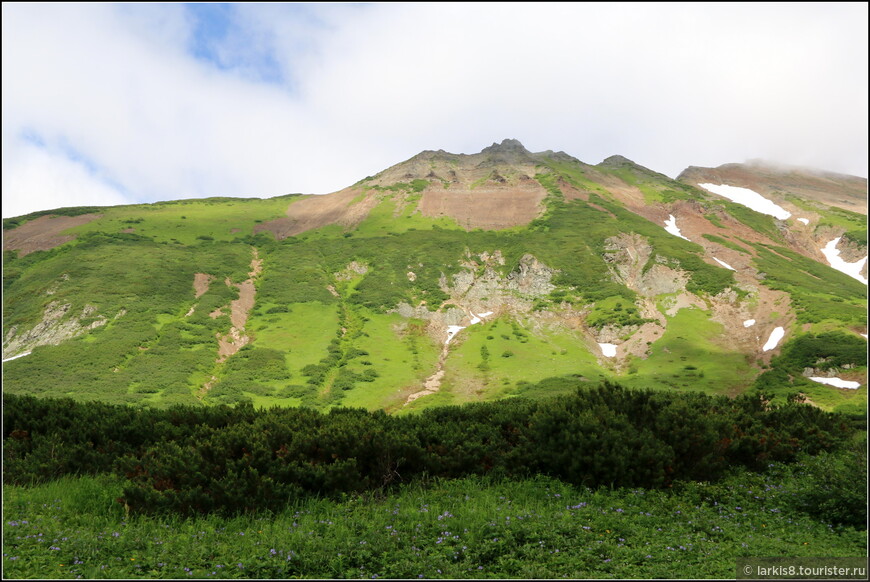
2,2 -> 868,218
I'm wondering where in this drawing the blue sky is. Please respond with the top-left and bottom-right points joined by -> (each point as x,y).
2,2 -> 867,218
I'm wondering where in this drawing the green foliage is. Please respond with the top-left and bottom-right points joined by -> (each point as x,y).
753,332 -> 867,406
812,205 -> 868,247
3,205 -> 116,230
410,179 -> 429,192
750,243 -> 866,324
4,382 -> 857,516
784,444 -> 867,528
586,297 -> 651,329
4,465 -> 866,580
701,233 -> 751,254
714,200 -> 784,242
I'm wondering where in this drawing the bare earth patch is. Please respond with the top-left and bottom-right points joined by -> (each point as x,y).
3,214 -> 102,256
416,183 -> 547,230
193,273 -> 213,298
253,188 -> 380,239
211,248 -> 262,371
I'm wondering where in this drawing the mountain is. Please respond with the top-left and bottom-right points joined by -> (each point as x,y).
2,140 -> 867,415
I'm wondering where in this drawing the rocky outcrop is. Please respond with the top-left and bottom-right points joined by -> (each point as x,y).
393,251 -> 557,341
334,261 -> 369,281
603,233 -> 688,297
3,301 -> 117,359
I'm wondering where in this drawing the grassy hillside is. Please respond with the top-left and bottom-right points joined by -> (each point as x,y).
2,152 -> 866,414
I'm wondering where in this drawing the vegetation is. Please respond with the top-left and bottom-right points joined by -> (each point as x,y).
4,383 -> 857,514
753,332 -> 867,413
3,455 -> 865,579
749,243 -> 866,325
3,383 -> 865,579
3,152 -> 867,578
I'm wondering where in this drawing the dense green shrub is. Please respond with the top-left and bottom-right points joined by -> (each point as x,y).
786,443 -> 867,528
4,381 -> 857,517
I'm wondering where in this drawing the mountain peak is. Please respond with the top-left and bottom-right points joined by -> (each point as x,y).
480,138 -> 529,155
598,154 -> 636,167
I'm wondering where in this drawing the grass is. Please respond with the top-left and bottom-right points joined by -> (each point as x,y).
620,307 -> 756,396
701,234 -> 752,255
250,302 -> 339,375
3,161 -> 864,414
3,459 -> 865,579
338,312 -> 441,412
63,196 -> 295,245
350,194 -> 462,238
440,316 -> 604,404
749,243 -> 865,325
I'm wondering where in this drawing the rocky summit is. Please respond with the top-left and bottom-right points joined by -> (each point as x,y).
2,139 -> 867,414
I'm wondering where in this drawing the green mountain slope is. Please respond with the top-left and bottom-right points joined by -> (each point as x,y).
3,140 -> 866,414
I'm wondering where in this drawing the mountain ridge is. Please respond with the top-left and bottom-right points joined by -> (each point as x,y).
3,139 -> 867,415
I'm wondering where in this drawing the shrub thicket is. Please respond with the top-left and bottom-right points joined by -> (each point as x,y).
3,381 -> 855,516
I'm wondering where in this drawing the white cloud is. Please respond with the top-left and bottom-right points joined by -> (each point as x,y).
2,3 -> 867,218
2,139 -> 132,217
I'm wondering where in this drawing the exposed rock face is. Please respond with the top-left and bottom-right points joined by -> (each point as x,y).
443,252 -> 555,314
2,301 -> 114,359
603,233 -> 688,297
393,251 -> 556,339
334,261 -> 369,281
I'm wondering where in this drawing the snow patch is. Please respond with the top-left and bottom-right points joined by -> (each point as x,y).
712,257 -> 735,271
599,343 -> 617,358
445,312 -> 494,345
469,311 -> 493,325
762,327 -> 785,351
664,215 -> 689,240
445,325 -> 465,345
797,218 -> 809,225
698,183 -> 791,220
2,351 -> 32,363
820,238 -> 868,284
808,377 -> 861,390
743,319 -> 756,328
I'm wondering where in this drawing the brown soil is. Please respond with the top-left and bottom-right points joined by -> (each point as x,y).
253,188 -> 379,239
193,273 -> 213,298
212,248 -> 262,366
416,183 -> 547,230
3,214 -> 102,256
229,279 -> 256,329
